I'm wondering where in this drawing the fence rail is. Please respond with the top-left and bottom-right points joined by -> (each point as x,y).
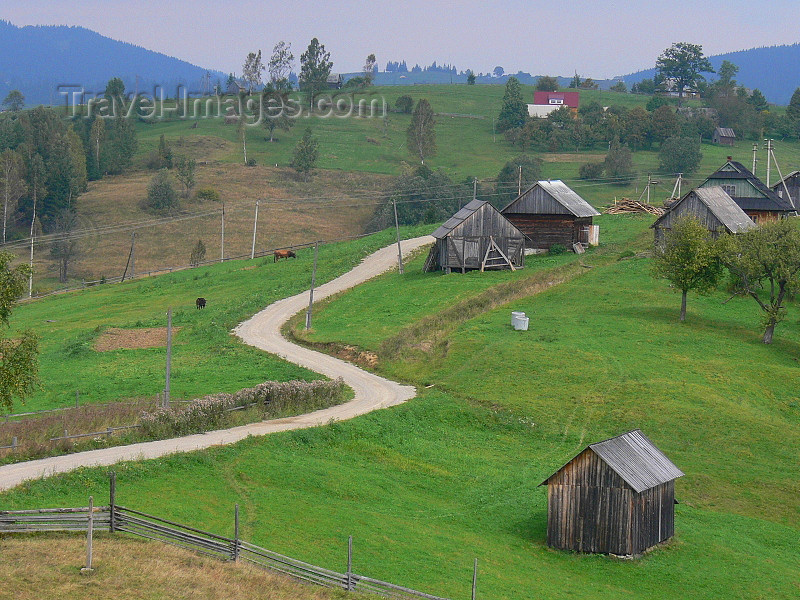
1,475 -> 451,600
0,506 -> 110,533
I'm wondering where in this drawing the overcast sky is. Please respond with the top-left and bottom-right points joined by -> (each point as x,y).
3,1 -> 797,79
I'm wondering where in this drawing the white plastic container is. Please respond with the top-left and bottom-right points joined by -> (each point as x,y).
513,316 -> 529,331
511,311 -> 526,327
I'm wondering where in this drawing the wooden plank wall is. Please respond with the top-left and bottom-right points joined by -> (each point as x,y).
545,451 -> 676,555
505,215 -> 591,249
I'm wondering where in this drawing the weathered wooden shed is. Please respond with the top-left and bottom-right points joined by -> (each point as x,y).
424,200 -> 525,273
501,180 -> 600,251
651,186 -> 755,245
540,429 -> 684,557
712,127 -> 736,146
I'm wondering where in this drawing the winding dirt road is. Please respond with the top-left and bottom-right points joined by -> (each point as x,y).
0,236 -> 434,492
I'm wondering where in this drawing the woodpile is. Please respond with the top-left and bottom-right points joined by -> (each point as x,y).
604,198 -> 665,216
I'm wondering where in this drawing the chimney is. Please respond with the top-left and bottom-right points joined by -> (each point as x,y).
727,156 -> 732,161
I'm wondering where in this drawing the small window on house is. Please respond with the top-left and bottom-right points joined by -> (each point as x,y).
722,185 -> 736,197
549,98 -> 563,105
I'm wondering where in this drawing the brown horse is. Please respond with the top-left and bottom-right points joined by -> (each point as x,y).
274,249 -> 297,262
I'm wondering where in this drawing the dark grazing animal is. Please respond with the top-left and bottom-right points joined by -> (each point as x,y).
196,297 -> 206,309
274,249 -> 297,262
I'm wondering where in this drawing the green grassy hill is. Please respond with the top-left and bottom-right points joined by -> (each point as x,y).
3,216 -> 798,599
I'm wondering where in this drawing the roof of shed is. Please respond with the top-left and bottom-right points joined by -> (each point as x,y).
772,170 -> 800,188
703,161 -> 794,211
715,127 -> 736,138
540,429 -> 684,493
503,180 -> 600,218
652,187 -> 755,233
430,199 -> 487,239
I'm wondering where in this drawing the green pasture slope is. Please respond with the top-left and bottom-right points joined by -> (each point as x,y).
4,215 -> 798,599
8,226 -> 430,412
134,85 -> 800,207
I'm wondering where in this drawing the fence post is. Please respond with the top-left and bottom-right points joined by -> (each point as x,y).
109,472 -> 116,533
11,436 -> 17,452
83,495 -> 94,572
472,558 -> 478,600
305,241 -> 319,330
75,389 -> 79,409
346,535 -> 353,591
233,504 -> 240,562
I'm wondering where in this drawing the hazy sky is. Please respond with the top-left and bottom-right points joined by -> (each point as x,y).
3,1 -> 798,78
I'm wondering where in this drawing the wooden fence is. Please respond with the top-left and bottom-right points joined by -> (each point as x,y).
0,473 -> 451,600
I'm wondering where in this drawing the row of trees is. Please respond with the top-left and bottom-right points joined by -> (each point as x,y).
653,217 -> 800,344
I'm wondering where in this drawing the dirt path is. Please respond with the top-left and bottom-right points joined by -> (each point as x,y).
0,236 -> 434,492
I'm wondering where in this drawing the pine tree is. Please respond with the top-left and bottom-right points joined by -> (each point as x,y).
291,128 -> 320,180
497,77 -> 527,133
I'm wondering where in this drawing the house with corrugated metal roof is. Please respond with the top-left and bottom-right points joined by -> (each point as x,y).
326,73 -> 343,89
699,159 -> 794,222
771,170 -> 800,212
501,180 -> 600,251
651,186 -> 756,245
423,200 -> 525,273
712,127 -> 736,146
540,429 -> 684,556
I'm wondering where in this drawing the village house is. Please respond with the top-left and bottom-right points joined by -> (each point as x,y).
651,186 -> 755,245
698,158 -> 794,223
712,127 -> 736,146
501,180 -> 600,251
527,91 -> 579,118
771,170 -> 800,212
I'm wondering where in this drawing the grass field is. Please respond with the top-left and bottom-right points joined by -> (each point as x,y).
3,213 -> 798,599
5,225 -> 429,413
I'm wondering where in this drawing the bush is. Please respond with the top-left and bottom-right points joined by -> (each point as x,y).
139,378 -> 347,438
549,243 -> 566,255
141,169 -> 178,214
195,187 -> 220,202
395,95 -> 413,114
246,158 -> 257,167
189,239 -> 206,267
579,162 -> 604,179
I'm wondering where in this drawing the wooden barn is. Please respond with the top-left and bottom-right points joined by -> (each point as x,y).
699,159 -> 794,223
540,429 -> 684,557
651,186 -> 755,245
424,200 -> 525,273
771,170 -> 800,212
501,180 -> 600,251
712,127 -> 736,146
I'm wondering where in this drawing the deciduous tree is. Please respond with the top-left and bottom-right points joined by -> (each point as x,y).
174,155 -> 196,198
48,208 -> 80,283
659,136 -> 702,174
268,41 -> 294,91
718,220 -> 800,343
655,42 -> 714,105
407,98 -> 436,164
363,53 -> 377,85
0,250 -> 38,412
0,149 -> 25,244
143,169 -> 178,214
535,75 -> 559,92
299,38 -> 333,110
1,90 -> 24,112
496,155 -> 541,203
604,139 -> 634,183
242,50 -> 265,93
652,216 -> 722,321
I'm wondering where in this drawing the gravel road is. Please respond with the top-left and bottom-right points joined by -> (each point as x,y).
0,236 -> 434,492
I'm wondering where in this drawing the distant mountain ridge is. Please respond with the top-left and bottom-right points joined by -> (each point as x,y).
620,43 -> 800,105
0,21 -> 226,107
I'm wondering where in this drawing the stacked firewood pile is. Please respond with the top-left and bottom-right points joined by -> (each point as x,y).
604,198 -> 665,216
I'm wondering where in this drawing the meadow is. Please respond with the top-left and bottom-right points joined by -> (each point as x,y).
3,214 -> 798,599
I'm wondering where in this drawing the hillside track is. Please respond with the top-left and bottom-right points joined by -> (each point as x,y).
0,236 -> 434,492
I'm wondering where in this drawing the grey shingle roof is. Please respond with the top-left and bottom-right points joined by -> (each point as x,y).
715,127 -> 736,138
540,429 -> 684,493
430,199 -> 487,239
704,161 -> 794,211
693,187 -> 756,233
504,180 -> 600,217
589,430 -> 685,493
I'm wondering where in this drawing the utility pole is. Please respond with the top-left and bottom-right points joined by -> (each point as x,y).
251,201 -> 259,259
164,308 -> 172,408
28,192 -> 36,298
393,199 -> 404,274
765,139 -> 772,187
767,141 -> 793,202
220,202 -> 225,262
647,174 -> 651,205
752,143 -> 759,176
473,177 -> 477,200
518,165 -> 522,196
305,242 -> 319,330
130,232 -> 136,278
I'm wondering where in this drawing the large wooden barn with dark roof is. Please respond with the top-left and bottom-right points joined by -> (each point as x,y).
501,180 -> 600,251
699,159 -> 794,223
651,186 -> 756,245
424,200 -> 525,273
540,430 -> 684,556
